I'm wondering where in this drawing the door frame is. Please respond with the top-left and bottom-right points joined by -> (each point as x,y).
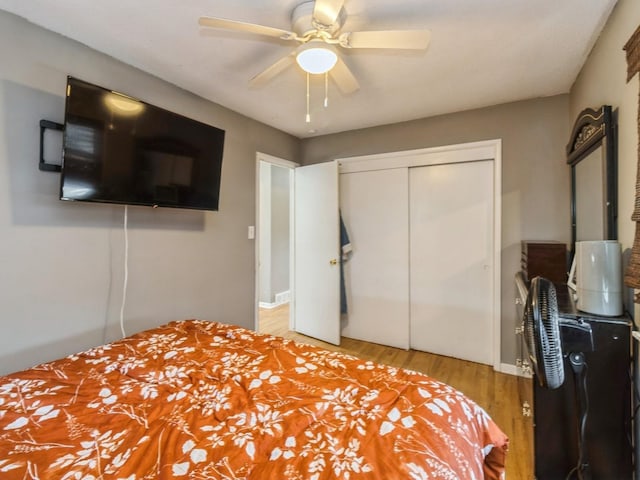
254,152 -> 299,333
337,139 -> 502,372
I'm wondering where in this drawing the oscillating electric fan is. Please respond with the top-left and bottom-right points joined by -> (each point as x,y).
523,276 -> 594,480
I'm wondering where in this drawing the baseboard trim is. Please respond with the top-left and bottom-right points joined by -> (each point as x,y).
275,290 -> 290,304
259,291 -> 290,310
499,362 -> 532,378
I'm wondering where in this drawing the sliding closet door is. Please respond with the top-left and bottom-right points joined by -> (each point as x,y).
409,160 -> 494,365
340,168 -> 410,349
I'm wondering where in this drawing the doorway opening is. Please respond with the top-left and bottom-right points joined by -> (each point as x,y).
255,153 -> 297,335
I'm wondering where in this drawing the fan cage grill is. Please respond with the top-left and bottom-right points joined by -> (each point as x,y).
523,277 -> 565,389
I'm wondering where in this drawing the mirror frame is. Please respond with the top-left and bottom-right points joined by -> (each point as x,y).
566,105 -> 617,256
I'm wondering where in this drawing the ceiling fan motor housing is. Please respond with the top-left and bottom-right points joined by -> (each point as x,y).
292,1 -> 345,37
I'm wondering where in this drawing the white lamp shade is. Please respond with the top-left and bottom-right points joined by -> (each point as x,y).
296,45 -> 338,74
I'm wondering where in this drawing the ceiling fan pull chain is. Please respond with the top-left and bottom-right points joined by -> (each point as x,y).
324,72 -> 329,108
305,72 -> 311,123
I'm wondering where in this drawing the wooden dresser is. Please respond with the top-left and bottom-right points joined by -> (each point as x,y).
514,273 -> 632,479
521,241 -> 568,284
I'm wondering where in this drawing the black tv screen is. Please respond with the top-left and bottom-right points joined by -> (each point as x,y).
60,77 -> 225,211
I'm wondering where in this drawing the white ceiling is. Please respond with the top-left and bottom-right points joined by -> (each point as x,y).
0,0 -> 618,138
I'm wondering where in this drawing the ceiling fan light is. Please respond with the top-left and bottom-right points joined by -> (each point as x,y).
296,46 -> 338,74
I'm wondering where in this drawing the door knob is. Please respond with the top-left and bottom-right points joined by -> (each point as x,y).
329,259 -> 338,265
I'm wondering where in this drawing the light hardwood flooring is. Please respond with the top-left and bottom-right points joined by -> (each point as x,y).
259,304 -> 533,480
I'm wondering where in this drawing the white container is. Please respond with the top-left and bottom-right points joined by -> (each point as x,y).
568,240 -> 622,316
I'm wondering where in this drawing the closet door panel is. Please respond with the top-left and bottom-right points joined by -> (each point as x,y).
340,168 -> 410,349
409,160 -> 494,365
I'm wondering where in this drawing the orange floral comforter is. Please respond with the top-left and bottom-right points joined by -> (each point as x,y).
0,320 -> 507,479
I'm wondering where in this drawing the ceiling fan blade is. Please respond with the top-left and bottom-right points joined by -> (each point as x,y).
341,30 -> 431,50
330,57 -> 359,94
313,0 -> 345,27
199,16 -> 298,41
249,52 -> 297,88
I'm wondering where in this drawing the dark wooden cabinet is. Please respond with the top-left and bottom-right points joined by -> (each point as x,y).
515,274 -> 633,479
521,241 -> 568,284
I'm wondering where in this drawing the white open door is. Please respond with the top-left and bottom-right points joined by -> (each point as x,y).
293,161 -> 341,345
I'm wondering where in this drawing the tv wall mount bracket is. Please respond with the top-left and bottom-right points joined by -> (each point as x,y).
39,119 -> 63,172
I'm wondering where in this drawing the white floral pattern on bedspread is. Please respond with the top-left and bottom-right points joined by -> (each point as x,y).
0,320 -> 508,479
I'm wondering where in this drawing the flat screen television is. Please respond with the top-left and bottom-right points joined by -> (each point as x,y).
60,77 -> 225,211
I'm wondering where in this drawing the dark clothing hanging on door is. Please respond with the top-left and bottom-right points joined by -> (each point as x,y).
340,212 -> 352,314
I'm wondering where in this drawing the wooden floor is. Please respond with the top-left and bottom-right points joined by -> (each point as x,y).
259,304 -> 533,480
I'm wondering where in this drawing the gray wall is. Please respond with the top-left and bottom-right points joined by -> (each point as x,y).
0,10 -> 299,374
270,165 -> 290,299
568,0 -> 640,470
301,95 -> 572,366
570,0 -> 640,315
3,1 -> 632,374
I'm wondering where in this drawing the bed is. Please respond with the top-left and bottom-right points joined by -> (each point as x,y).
0,320 -> 508,479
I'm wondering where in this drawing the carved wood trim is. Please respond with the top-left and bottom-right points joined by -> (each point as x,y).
566,106 -> 611,165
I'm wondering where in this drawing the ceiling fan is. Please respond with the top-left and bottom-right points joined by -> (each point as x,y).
198,0 -> 431,95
